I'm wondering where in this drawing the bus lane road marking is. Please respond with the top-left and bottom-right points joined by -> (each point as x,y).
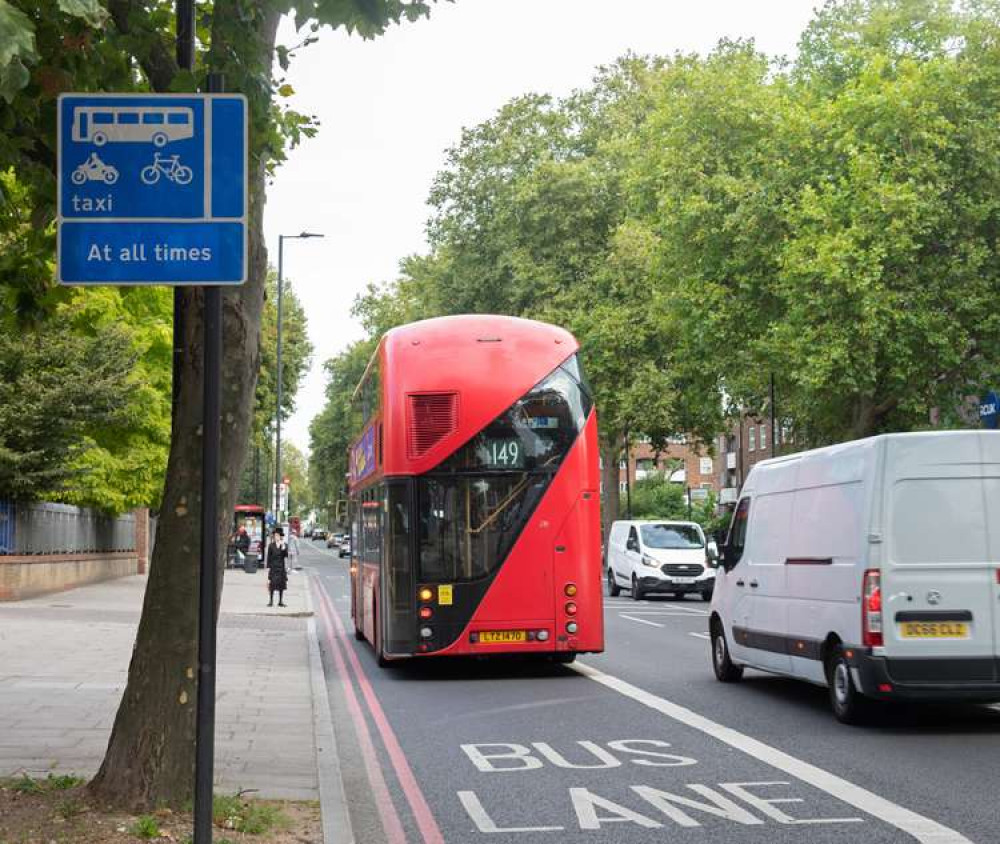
315,577 -> 446,844
313,577 -> 406,844
456,738 -> 865,835
571,661 -> 972,844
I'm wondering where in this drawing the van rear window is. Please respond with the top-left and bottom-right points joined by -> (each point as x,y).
890,479 -> 986,564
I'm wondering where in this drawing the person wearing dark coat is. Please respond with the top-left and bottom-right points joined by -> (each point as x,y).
266,527 -> 289,607
236,526 -> 251,555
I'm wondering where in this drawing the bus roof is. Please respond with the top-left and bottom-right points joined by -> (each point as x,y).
370,314 -> 582,478
234,504 -> 265,514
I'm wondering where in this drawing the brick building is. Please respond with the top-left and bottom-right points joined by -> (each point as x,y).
610,415 -> 787,510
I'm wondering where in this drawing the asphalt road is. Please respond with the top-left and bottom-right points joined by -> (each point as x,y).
298,541 -> 1000,844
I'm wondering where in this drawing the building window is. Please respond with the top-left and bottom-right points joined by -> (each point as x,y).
619,459 -> 627,470
619,481 -> 628,492
760,424 -> 766,452
636,458 -> 655,473
748,425 -> 756,452
699,457 -> 713,476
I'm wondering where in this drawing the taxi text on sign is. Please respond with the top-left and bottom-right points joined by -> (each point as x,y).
57,93 -> 248,286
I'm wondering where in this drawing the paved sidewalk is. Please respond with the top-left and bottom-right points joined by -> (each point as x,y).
0,567 -> 320,800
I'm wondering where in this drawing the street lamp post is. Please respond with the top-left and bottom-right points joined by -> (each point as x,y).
275,231 -> 323,525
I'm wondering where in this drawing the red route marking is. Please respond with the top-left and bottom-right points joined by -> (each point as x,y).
315,578 -> 446,844
312,576 -> 406,844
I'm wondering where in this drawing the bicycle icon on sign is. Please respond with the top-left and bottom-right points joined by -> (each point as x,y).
141,153 -> 193,186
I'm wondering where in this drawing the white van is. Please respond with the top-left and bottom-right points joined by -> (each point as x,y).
710,431 -> 1000,723
606,520 -> 716,601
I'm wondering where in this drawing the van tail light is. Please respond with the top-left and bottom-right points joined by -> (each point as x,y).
862,568 -> 882,647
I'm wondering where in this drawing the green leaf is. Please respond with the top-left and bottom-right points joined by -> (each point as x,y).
0,56 -> 30,103
56,0 -> 108,28
0,1 -> 36,69
277,82 -> 295,97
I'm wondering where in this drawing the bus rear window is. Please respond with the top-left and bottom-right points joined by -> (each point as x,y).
436,354 -> 591,473
417,473 -> 548,583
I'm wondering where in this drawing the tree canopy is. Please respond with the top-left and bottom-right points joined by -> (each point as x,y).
315,0 -> 1000,537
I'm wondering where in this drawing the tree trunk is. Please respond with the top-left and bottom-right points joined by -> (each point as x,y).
600,436 -> 622,556
88,8 -> 279,810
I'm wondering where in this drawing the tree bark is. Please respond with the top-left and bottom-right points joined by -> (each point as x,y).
599,435 -> 622,556
88,8 -> 279,810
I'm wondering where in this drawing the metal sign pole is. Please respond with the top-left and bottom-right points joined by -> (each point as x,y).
194,70 -> 225,844
173,0 -> 194,409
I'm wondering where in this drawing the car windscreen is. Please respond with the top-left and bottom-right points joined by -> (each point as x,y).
640,524 -> 704,550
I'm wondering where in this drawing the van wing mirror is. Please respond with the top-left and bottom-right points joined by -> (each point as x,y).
626,538 -> 638,552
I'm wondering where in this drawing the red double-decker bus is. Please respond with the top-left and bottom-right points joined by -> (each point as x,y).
347,314 -> 603,664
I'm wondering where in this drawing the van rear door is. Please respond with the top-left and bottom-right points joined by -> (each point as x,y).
882,435 -> 996,683
981,435 -> 1000,679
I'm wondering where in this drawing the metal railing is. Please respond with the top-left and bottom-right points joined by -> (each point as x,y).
0,500 -> 136,556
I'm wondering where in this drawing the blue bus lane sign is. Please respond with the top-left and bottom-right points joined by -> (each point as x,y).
57,93 -> 247,286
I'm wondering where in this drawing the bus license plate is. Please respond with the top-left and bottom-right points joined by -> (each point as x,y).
479,631 -> 527,644
899,621 -> 969,639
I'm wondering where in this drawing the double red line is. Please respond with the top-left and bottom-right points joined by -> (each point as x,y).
313,576 -> 445,844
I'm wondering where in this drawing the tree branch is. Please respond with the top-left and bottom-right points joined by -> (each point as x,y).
107,0 -> 179,92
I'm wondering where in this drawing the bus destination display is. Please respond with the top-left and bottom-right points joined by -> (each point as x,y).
479,438 -> 524,468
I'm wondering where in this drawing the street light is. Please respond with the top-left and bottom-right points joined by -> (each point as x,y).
275,231 -> 323,524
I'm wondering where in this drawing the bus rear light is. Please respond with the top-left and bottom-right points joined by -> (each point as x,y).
419,606 -> 433,620
537,630 -> 550,642
564,583 -> 578,597
469,632 -> 479,644
878,683 -> 892,693
565,602 -> 578,616
418,643 -> 429,652
419,626 -> 433,639
418,587 -> 434,602
862,569 -> 883,647
566,621 -> 578,634
527,631 -> 537,641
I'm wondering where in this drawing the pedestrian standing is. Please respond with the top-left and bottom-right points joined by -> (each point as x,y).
266,527 -> 289,607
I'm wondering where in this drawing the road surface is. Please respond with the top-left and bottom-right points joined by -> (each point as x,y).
298,541 -> 1000,844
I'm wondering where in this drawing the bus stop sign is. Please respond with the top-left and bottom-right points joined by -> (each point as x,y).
57,93 -> 247,286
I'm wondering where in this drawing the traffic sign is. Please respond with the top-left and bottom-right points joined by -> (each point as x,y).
57,93 -> 247,286
980,391 -> 999,429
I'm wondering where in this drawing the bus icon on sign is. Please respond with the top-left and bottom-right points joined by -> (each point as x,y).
71,105 -> 194,147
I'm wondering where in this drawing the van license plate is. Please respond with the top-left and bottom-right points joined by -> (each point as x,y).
479,631 -> 527,644
899,621 -> 969,639
672,577 -> 696,584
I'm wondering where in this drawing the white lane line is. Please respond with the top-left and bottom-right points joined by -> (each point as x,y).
618,614 -> 665,628
688,632 -> 710,640
668,605 -> 711,616
612,610 -> 708,617
572,662 -> 971,844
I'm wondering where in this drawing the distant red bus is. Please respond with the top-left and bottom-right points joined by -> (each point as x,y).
348,315 -> 604,664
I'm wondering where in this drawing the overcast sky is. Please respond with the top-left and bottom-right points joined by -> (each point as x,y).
263,0 -> 820,453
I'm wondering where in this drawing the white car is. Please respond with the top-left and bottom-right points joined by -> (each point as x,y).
710,430 -> 1000,723
606,519 -> 716,601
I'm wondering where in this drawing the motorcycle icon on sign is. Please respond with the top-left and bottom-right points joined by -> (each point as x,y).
71,153 -> 119,185
141,153 -> 193,186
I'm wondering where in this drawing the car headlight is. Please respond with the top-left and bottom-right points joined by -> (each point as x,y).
641,554 -> 659,568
